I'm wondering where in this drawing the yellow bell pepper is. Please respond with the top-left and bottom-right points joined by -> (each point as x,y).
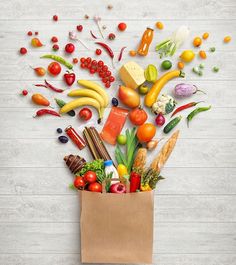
140,184 -> 152,191
117,164 -> 128,179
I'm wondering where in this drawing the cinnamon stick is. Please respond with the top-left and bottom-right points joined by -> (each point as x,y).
90,127 -> 112,161
83,127 -> 100,160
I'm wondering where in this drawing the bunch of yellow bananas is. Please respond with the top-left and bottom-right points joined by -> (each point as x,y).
60,80 -> 109,123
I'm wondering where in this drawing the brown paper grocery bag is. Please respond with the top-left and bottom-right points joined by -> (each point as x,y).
80,190 -> 154,264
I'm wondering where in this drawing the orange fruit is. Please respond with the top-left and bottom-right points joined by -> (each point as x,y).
202,32 -> 209,40
137,123 -> 156,143
156,21 -> 164,30
193,37 -> 202,47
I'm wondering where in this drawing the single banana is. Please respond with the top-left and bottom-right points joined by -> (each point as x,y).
67,89 -> 105,108
60,97 -> 104,123
77,80 -> 109,107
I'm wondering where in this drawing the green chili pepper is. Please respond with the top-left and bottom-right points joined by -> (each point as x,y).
54,98 -> 75,116
41,54 -> 73,70
163,116 -> 182,134
187,105 -> 211,126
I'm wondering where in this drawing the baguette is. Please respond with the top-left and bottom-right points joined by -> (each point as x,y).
150,130 -> 179,172
132,148 -> 147,170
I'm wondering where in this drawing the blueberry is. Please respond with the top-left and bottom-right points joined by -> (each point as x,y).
57,128 -> 63,134
111,97 -> 118,107
58,135 -> 69,143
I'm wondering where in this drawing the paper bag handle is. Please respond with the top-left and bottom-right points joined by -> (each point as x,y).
102,178 -> 130,193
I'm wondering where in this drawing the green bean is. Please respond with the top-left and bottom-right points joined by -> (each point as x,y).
40,54 -> 73,70
187,105 -> 211,126
163,116 -> 182,134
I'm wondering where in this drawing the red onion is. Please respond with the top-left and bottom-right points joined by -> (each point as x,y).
155,113 -> 165,126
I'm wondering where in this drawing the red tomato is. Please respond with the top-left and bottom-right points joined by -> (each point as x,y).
84,171 -> 97,184
78,107 -> 92,121
65,43 -> 75,53
74,176 -> 85,189
88,182 -> 102,192
129,107 -> 148,126
47,62 -> 61,76
118,22 -> 127,31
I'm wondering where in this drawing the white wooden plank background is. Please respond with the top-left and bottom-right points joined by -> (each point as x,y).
0,0 -> 236,264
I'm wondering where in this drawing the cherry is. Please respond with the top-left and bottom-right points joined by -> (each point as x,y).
53,15 -> 58,21
19,47 -> 27,55
27,31 -> 33,36
51,36 -> 58,42
52,44 -> 59,51
35,31 -> 39,35
22,90 -> 28,96
81,63 -> 86,68
77,25 -> 83,32
91,60 -> 97,66
95,49 -> 102,55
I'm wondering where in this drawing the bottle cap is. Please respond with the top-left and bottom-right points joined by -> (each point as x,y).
104,160 -> 113,166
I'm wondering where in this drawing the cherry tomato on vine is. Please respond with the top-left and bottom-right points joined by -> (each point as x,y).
84,171 -> 97,184
74,176 -> 85,189
88,182 -> 102,192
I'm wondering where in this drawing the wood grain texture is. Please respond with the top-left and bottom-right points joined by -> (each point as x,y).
0,223 -> 236,254
0,0 -> 236,264
0,195 -> 236,222
0,254 -> 236,265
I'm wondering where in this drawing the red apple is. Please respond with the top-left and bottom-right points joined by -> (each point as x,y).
110,182 -> 126,193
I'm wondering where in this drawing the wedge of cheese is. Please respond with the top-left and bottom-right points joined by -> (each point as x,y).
119,61 -> 145,89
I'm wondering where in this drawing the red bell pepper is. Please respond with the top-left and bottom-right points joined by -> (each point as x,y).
64,71 -> 76,86
130,172 -> 141,192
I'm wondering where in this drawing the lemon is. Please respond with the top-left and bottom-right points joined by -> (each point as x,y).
179,50 -> 195,63
117,164 -> 128,178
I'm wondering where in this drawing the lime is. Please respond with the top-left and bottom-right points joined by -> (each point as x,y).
138,85 -> 149,95
161,60 -> 172,70
117,134 -> 127,145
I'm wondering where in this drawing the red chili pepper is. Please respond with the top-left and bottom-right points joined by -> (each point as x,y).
34,109 -> 61,117
90,30 -> 98,39
118,46 -> 126,61
95,42 -> 115,67
34,84 -> 47,88
171,101 -> 204,117
44,80 -> 64,93
130,172 -> 141,192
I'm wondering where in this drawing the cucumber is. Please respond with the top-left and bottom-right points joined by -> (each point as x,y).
54,98 -> 75,117
163,116 -> 182,134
